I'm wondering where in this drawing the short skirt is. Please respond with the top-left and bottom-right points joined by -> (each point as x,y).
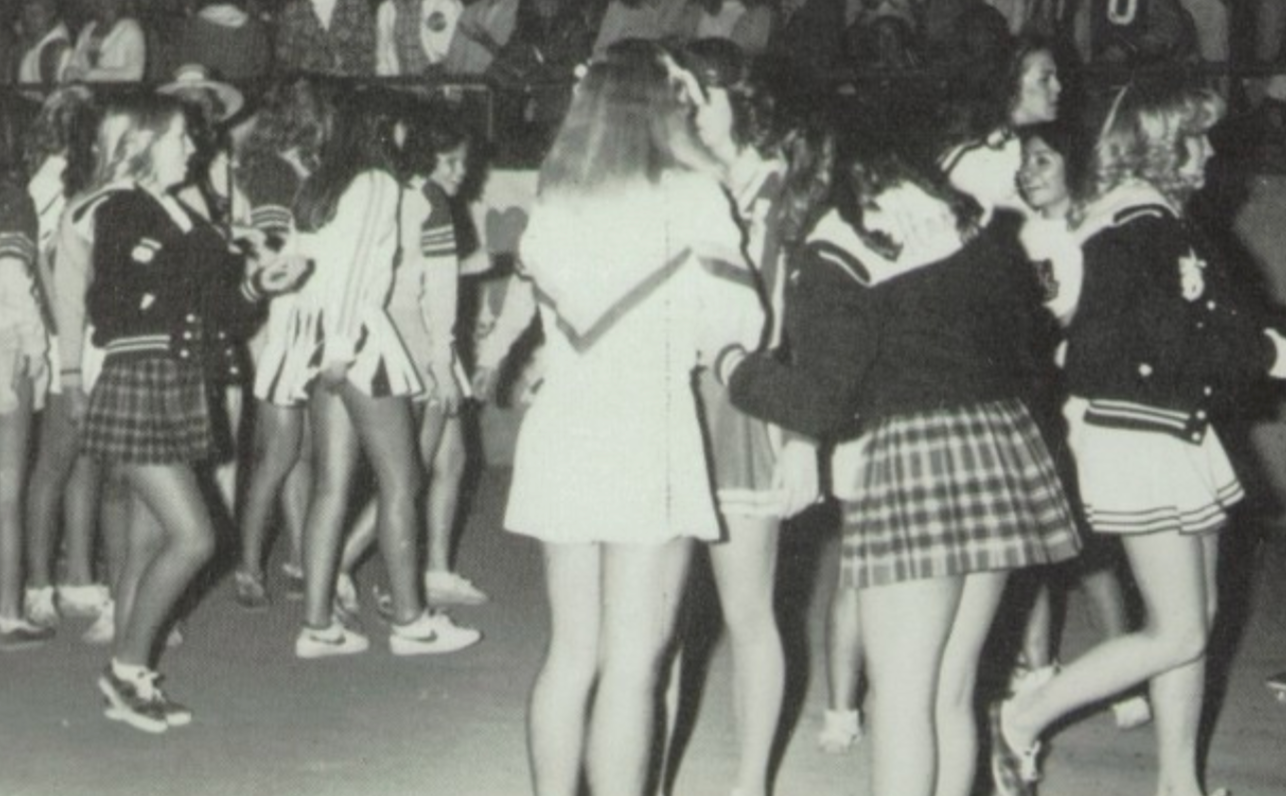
838,398 -> 1081,589
1064,396 -> 1244,535
254,304 -> 423,405
81,355 -> 212,464
696,369 -> 784,520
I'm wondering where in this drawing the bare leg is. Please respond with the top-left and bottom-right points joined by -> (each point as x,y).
529,542 -> 602,796
301,387 -> 360,629
24,393 -> 81,588
98,465 -> 130,595
61,456 -> 102,586
113,464 -> 217,667
859,576 -> 962,796
0,378 -> 34,619
934,571 -> 1009,796
338,384 -> 422,625
708,515 -> 783,796
423,408 -> 466,575
1005,530 -> 1215,772
825,583 -> 863,711
1021,582 -> 1054,669
213,384 -> 243,517
238,401 -> 304,578
585,538 -> 693,796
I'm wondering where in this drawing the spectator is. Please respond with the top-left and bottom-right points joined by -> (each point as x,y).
673,0 -> 777,54
174,0 -> 272,81
1070,0 -> 1197,65
65,0 -> 147,83
771,0 -> 846,72
275,0 -> 376,76
592,0 -> 690,56
15,0 -> 73,86
376,0 -> 463,75
1254,0 -> 1286,63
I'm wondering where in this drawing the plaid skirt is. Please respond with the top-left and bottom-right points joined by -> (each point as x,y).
81,356 -> 212,464
839,398 -> 1081,589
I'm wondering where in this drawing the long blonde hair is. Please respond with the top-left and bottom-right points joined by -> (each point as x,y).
90,94 -> 186,191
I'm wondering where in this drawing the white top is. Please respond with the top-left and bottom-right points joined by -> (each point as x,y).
505,170 -> 764,544
68,19 -> 146,82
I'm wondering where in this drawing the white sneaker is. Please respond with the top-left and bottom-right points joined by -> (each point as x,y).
388,611 -> 482,656
82,600 -> 116,645
295,622 -> 370,659
1112,695 -> 1152,729
425,571 -> 489,606
59,584 -> 110,618
25,586 -> 60,628
817,709 -> 862,753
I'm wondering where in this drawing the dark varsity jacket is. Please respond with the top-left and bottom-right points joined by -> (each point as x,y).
87,188 -> 267,379
1063,187 -> 1279,444
729,209 -> 1054,441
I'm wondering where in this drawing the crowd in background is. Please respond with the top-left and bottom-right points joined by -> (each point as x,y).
5,0 -> 1286,90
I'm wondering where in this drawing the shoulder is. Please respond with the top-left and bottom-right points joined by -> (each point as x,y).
95,189 -> 164,233
238,155 -> 302,205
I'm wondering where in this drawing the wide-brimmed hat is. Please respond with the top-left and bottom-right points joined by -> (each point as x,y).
157,63 -> 244,122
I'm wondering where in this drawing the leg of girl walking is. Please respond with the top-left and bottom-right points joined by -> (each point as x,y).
1004,531 -> 1214,755
301,386 -> 360,630
338,384 -> 422,625
24,394 -> 80,602
424,409 -> 467,578
113,465 -> 216,666
859,576 -> 963,796
1150,531 -> 1220,796
529,542 -> 602,796
708,516 -> 784,796
0,377 -> 40,645
238,401 -> 303,586
821,583 -> 864,752
586,538 -> 693,796
934,571 -> 1009,796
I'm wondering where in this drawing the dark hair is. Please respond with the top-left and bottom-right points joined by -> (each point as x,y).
294,87 -> 400,232
401,102 -> 470,179
1018,119 -> 1088,202
940,35 -> 1057,150
25,88 -> 97,193
834,143 -> 982,260
239,77 -> 336,178
679,42 -> 835,248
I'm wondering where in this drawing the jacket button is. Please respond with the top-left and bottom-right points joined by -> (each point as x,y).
1138,363 -> 1153,377
1203,386 -> 1214,396
1196,409 -> 1207,420
183,331 -> 193,340
186,314 -> 197,322
1206,300 -> 1217,310
1191,432 -> 1202,442
179,350 -> 190,359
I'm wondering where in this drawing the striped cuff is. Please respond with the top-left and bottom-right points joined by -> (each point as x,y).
714,344 -> 748,387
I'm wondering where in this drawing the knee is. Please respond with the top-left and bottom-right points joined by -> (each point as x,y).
721,599 -> 780,646
1144,618 -> 1209,668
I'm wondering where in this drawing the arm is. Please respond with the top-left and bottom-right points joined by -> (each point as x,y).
51,205 -> 91,390
375,2 -> 398,75
729,249 -> 875,440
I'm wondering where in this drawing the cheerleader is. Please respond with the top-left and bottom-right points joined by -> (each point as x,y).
81,94 -> 305,732
671,40 -> 827,796
990,80 -> 1286,796
508,40 -> 763,796
0,96 -> 52,651
727,147 -> 1081,796
274,89 -> 470,658
232,77 -> 333,610
336,105 -> 489,620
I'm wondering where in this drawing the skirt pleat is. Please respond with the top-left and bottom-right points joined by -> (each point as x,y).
81,356 -> 211,464
840,398 -> 1081,589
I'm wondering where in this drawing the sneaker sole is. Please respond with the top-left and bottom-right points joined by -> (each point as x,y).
389,632 -> 482,656
97,680 -> 168,734
105,705 -> 192,728
427,589 -> 489,607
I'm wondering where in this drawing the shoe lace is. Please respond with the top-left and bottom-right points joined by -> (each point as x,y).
132,670 -> 161,702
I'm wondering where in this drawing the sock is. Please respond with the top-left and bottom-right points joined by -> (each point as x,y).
111,659 -> 150,682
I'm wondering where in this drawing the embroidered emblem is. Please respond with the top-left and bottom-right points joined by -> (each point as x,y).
131,238 -> 162,264
140,293 -> 156,310
426,11 -> 447,31
1035,260 -> 1059,301
1178,250 -> 1206,302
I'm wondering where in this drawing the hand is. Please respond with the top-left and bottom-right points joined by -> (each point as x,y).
426,362 -> 464,415
471,365 -> 503,402
1267,328 -> 1286,379
774,437 -> 821,519
254,255 -> 311,295
67,386 -> 89,428
320,361 -> 351,391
